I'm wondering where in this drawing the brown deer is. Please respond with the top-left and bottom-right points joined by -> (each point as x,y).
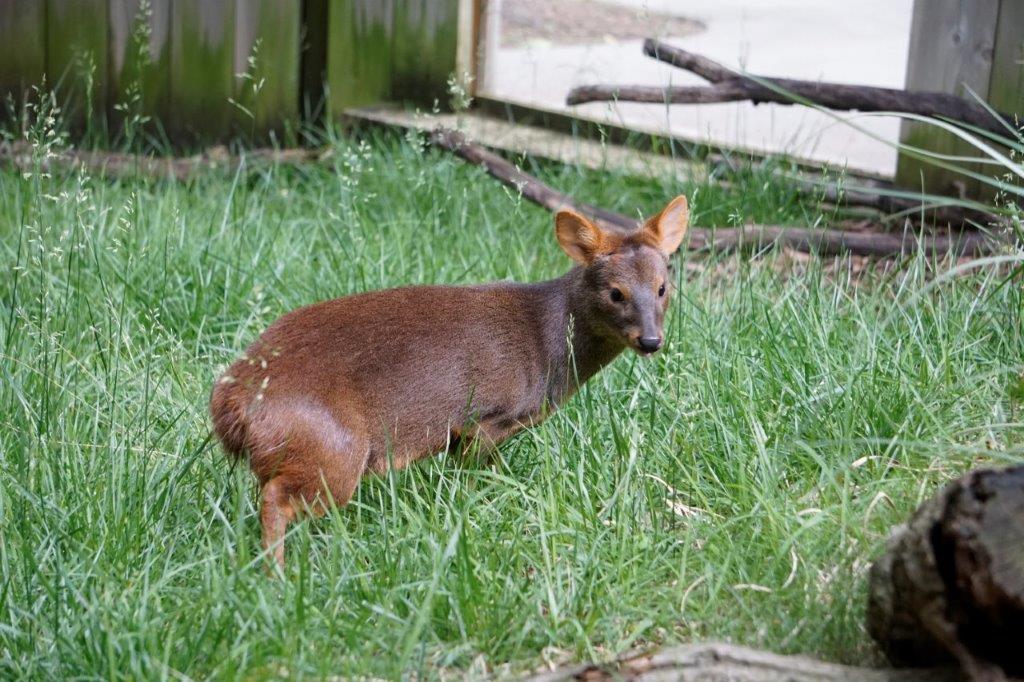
210,195 -> 689,569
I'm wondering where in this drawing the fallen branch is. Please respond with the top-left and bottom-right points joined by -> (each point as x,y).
527,642 -> 955,681
566,40 -> 1020,138
0,133 -> 1002,257
428,127 -> 638,232
733,174 -> 1002,228
868,465 -> 1024,681
690,224 -> 991,258
429,127 -> 996,258
805,183 -> 998,227
0,140 -> 324,182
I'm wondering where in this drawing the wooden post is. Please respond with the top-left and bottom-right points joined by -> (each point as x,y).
896,0 -> 1023,198
476,0 -> 502,94
455,0 -> 483,98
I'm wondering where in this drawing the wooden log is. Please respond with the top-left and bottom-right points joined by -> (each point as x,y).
867,465 -> 1024,681
527,642 -> 955,681
776,177 -> 1002,228
642,39 -> 734,83
567,41 -> 1021,138
0,140 -> 321,181
0,131 -> 1001,259
427,127 -> 996,258
703,152 -> 1005,229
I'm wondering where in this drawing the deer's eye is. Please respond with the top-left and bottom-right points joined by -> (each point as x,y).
609,287 -> 624,303
658,283 -> 666,297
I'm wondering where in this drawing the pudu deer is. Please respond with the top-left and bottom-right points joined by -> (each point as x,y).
210,195 -> 689,569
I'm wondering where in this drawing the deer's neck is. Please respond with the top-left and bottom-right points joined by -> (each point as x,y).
538,268 -> 626,405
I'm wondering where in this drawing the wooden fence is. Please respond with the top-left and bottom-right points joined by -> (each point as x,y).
897,0 -> 1024,197
0,0 -> 459,142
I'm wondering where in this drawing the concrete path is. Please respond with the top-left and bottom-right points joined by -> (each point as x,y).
481,0 -> 913,176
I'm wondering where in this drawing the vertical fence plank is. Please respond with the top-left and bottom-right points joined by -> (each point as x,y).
455,0 -> 482,98
109,0 -> 171,141
988,1 -> 1024,125
326,0 -> 394,115
895,0 -> 999,197
986,0 -> 1024,199
234,0 -> 300,140
300,0 -> 329,121
0,1 -> 47,108
46,0 -> 110,133
1,0 -> 465,140
170,0 -> 234,143
391,0 -> 458,106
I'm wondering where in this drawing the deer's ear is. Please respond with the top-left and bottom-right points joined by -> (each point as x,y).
555,209 -> 611,264
643,195 -> 689,256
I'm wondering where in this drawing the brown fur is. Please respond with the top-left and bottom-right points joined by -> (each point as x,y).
210,195 -> 689,569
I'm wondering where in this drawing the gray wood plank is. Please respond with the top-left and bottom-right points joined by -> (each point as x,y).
895,0 -> 999,197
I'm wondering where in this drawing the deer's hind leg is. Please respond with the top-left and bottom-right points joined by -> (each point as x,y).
249,402 -> 370,571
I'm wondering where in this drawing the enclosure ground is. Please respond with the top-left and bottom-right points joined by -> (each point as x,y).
0,131 -> 1021,679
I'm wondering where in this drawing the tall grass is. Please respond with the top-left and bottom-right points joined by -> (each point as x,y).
0,123 -> 1021,678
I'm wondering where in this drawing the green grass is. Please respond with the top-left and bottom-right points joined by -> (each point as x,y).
1,129 -> 1022,679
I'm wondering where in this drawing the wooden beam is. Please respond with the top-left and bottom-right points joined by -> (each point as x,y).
895,0 -> 1002,197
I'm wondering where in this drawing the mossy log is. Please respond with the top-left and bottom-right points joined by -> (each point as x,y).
867,465 -> 1024,681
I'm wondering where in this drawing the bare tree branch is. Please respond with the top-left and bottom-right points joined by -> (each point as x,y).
567,40 -> 1021,138
428,127 -> 996,258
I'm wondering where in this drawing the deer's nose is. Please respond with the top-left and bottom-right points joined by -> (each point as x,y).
637,336 -> 662,353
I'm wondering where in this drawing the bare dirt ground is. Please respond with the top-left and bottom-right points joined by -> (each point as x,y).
500,0 -> 704,47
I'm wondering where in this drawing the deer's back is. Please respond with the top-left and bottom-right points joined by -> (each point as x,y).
213,282 -> 562,468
